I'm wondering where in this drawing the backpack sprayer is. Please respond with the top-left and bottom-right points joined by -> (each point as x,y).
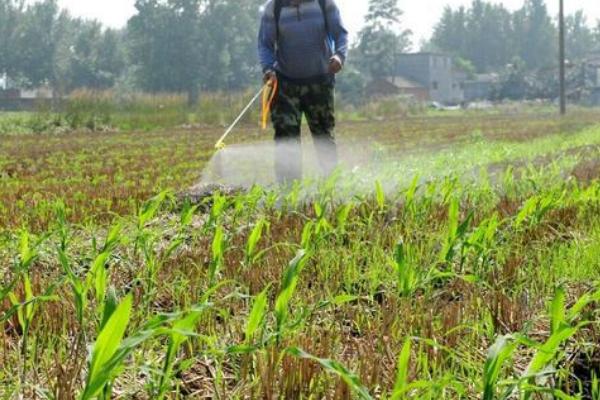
214,78 -> 278,150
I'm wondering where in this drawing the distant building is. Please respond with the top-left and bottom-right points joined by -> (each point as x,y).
463,74 -> 498,102
0,83 -> 55,111
393,53 -> 464,105
368,76 -> 429,101
584,56 -> 600,106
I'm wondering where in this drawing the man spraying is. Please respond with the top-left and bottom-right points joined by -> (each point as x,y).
258,0 -> 348,183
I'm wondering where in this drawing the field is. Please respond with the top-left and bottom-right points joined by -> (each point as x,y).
1,106 -> 600,399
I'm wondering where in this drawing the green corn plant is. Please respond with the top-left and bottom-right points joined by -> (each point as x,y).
137,191 -> 170,231
244,285 -> 270,346
482,335 -> 517,400
462,214 -> 500,274
137,203 -> 194,308
375,180 -> 386,212
313,200 -> 332,238
209,225 -> 226,285
139,231 -> 184,306
301,221 -> 315,250
275,250 -> 309,342
592,372 -> 599,400
404,175 -> 420,218
85,286 -> 222,400
245,218 -> 268,266
335,202 -> 353,236
5,231 -> 43,379
440,177 -> 459,204
179,200 -> 198,232
518,287 -> 600,400
392,241 -> 419,297
8,270 -> 34,350
1,231 -> 40,304
54,200 -> 70,251
81,294 -> 133,400
58,249 -> 86,326
502,167 -> 515,197
550,286 -> 566,335
438,198 -> 473,265
206,191 -> 227,230
5,280 -> 58,393
286,347 -> 373,400
514,191 -> 564,229
89,224 -> 122,315
390,338 -> 412,400
157,309 -> 205,400
284,181 -> 302,210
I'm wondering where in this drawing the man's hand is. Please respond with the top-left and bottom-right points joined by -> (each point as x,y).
263,70 -> 276,84
329,55 -> 343,74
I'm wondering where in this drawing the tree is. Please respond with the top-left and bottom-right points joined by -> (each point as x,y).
10,0 -> 67,89
565,11 -> 594,61
431,1 -> 514,72
465,0 -> 513,71
0,0 -> 24,82
514,0 -> 557,69
431,7 -> 468,58
127,0 -> 203,104
354,0 -> 412,79
593,20 -> 600,51
67,21 -> 126,90
492,57 -> 531,100
197,0 -> 262,91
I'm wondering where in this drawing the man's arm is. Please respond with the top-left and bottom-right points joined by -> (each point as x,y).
258,4 -> 277,74
326,0 -> 349,65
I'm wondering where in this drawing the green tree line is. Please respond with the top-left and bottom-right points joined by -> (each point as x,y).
1,0 -> 599,102
430,0 -> 600,73
0,0 -> 263,103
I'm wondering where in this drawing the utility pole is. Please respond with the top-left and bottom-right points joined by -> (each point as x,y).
559,0 -> 566,115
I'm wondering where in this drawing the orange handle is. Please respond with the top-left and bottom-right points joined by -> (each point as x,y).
261,78 -> 278,129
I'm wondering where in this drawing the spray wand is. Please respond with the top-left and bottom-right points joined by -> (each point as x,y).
214,78 -> 278,150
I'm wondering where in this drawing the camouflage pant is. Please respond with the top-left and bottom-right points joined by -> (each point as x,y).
271,80 -> 337,183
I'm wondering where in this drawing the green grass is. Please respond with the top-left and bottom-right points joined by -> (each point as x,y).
1,108 -> 600,399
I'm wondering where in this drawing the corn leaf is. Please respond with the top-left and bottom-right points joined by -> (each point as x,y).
245,285 -> 270,343
287,347 -> 373,400
82,294 -> 133,400
391,338 -> 412,400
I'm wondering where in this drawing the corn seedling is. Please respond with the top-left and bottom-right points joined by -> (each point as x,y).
392,240 -> 419,297
335,202 -> 353,235
516,287 -> 600,399
81,294 -> 133,400
275,250 -> 309,343
390,338 -> 412,400
286,347 -> 373,400
482,335 -> 517,400
209,225 -> 226,285
245,218 -> 268,266
375,180 -> 386,212
514,191 -> 563,229
438,198 -> 473,265
244,285 -> 270,346
157,308 -> 206,400
89,224 -> 122,316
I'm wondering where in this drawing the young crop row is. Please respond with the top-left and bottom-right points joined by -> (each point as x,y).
1,161 -> 599,399
2,111 -> 600,233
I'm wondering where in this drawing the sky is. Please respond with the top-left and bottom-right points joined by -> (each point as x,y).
49,0 -> 600,48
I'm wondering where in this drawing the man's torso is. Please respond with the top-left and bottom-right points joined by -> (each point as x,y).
271,0 -> 333,83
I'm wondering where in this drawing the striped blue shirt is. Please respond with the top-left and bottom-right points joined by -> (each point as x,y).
258,0 -> 349,83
